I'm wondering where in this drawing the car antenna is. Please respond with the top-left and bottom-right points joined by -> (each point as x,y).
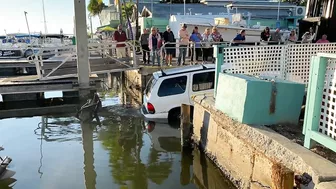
160,69 -> 167,76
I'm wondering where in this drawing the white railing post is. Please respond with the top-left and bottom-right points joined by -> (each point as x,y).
280,44 -> 287,80
132,43 -> 137,67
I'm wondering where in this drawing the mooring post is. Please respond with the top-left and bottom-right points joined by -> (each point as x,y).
74,0 -> 90,93
181,104 -> 191,147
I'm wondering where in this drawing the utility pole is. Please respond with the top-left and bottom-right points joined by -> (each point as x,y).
24,11 -> 31,40
42,0 -> 48,34
117,0 -> 123,25
135,0 -> 139,39
88,14 -> 94,39
277,0 -> 280,21
151,0 -> 154,17
74,0 -> 90,91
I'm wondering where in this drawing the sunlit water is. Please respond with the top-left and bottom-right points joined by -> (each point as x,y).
0,95 -> 235,189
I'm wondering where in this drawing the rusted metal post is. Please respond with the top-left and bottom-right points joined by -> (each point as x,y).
181,104 -> 191,147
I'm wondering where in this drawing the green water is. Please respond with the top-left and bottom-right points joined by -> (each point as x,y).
0,96 -> 235,189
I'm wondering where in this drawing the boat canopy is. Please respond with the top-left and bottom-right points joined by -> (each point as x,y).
15,34 -> 41,38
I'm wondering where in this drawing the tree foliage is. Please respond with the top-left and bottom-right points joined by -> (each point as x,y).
122,2 -> 135,20
87,0 -> 106,16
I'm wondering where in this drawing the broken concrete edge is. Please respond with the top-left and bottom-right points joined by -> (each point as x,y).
315,181 -> 336,189
191,95 -> 336,185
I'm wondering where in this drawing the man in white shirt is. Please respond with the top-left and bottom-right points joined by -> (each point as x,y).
177,23 -> 189,66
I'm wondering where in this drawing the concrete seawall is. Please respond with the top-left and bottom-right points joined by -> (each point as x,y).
192,95 -> 336,189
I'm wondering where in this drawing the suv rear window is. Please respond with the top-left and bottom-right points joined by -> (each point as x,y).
158,76 -> 187,97
145,76 -> 157,96
192,71 -> 215,92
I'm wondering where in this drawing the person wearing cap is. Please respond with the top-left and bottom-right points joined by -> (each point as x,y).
163,25 -> 175,66
178,23 -> 189,66
113,24 -> 128,58
190,26 -> 202,63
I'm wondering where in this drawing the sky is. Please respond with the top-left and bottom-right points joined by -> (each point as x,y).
0,0 -> 109,35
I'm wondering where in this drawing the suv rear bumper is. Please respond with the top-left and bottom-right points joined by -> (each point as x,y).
140,105 -> 168,120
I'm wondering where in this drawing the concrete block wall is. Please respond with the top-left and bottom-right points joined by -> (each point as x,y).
192,95 -> 336,189
192,149 -> 237,189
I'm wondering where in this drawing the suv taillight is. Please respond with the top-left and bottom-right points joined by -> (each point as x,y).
147,103 -> 155,114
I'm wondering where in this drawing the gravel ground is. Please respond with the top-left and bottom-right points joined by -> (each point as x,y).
266,122 -> 336,164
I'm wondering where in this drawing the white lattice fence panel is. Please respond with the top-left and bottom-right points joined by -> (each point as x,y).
222,45 -> 286,78
286,43 -> 336,84
320,58 -> 336,140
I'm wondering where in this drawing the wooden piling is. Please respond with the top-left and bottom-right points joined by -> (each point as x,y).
181,104 -> 191,147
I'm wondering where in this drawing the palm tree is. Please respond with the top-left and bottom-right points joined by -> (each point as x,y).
87,0 -> 106,25
122,2 -> 135,21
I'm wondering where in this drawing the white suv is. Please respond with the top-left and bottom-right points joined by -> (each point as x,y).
141,64 -> 216,122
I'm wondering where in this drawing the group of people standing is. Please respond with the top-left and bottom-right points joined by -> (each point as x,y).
114,23 -> 331,67
260,26 -> 329,44
139,23 -> 227,66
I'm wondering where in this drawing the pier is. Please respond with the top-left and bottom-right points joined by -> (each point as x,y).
2,0 -> 336,186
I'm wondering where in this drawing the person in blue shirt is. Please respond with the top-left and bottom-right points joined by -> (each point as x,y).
232,30 -> 246,46
190,26 -> 202,62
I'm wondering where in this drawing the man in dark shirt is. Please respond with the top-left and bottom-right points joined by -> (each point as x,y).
113,24 -> 128,58
162,25 -> 175,66
232,30 -> 246,46
139,28 -> 150,64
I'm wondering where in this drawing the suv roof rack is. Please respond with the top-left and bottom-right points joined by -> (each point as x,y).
157,64 -> 215,78
160,69 -> 167,76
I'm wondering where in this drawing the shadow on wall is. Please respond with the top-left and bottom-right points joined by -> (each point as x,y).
192,149 -> 237,189
200,110 -> 210,149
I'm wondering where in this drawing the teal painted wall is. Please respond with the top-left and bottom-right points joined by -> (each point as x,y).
215,73 -> 305,125
144,17 -> 169,32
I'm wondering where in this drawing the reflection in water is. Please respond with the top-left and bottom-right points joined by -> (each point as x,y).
0,100 -> 235,189
81,123 -> 97,189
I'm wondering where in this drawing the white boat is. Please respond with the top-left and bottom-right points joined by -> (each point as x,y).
0,33 -> 72,60
169,13 -> 291,42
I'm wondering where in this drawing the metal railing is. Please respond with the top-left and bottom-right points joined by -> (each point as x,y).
27,41 -> 138,80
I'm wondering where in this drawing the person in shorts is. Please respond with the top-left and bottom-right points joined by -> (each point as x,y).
163,25 -> 175,66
